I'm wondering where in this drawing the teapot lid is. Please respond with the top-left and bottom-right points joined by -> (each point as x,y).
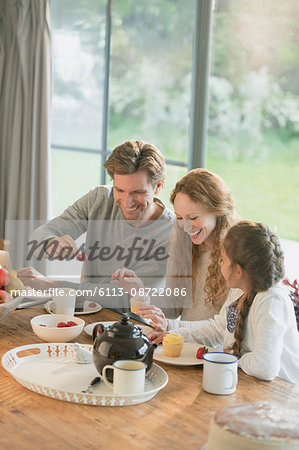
108,315 -> 143,338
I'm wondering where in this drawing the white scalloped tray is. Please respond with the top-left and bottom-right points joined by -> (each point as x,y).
2,343 -> 168,406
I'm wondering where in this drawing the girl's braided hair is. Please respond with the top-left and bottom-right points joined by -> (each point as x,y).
223,221 -> 285,356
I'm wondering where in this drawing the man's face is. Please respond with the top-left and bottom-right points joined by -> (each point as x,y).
113,170 -> 161,221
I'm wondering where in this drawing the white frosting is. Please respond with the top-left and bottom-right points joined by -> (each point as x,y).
163,333 -> 184,346
215,402 -> 299,440
207,402 -> 299,450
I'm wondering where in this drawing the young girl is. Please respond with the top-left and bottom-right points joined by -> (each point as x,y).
112,168 -> 239,329
149,221 -> 299,384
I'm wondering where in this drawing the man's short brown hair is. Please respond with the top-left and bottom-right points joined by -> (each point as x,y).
104,140 -> 166,186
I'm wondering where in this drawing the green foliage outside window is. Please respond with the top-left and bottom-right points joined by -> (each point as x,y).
50,0 -> 299,240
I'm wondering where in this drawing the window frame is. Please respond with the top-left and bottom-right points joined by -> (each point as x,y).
51,0 -> 213,182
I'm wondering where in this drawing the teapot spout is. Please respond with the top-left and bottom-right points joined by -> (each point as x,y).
140,343 -> 157,364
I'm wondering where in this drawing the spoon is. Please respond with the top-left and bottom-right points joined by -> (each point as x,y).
81,376 -> 102,394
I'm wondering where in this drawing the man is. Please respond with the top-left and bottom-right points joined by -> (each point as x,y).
18,140 -> 175,309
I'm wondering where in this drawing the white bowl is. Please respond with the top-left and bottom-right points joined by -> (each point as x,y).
31,314 -> 85,342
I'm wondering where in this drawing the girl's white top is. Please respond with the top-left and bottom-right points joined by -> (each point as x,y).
170,285 -> 299,384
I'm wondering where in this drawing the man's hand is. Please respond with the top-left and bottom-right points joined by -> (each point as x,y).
111,268 -> 144,295
135,305 -> 168,332
45,234 -> 78,260
17,267 -> 62,290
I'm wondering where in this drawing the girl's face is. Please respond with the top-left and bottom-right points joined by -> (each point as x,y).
220,248 -> 238,288
173,193 -> 217,247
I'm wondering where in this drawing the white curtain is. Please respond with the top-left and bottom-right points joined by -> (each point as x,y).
0,0 -> 51,269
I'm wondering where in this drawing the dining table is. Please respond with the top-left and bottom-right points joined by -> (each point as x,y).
1,305 -> 299,450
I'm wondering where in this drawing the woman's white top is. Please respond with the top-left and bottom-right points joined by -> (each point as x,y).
170,286 -> 299,384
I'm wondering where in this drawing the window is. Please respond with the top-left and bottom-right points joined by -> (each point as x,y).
50,0 -> 196,216
207,0 -> 299,241
50,0 -> 299,245
50,0 -> 106,216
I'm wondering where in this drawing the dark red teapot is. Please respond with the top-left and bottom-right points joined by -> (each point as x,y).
92,315 -> 157,381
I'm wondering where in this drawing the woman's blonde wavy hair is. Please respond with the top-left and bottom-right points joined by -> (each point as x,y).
223,221 -> 285,357
167,168 -> 239,312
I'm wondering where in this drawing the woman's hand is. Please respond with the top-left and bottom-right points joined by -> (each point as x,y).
147,330 -> 167,344
136,305 -> 168,332
110,268 -> 144,295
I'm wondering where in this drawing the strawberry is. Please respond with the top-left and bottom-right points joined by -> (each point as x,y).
196,346 -> 209,359
67,320 -> 77,327
39,324 -> 46,327
57,322 -> 68,327
77,253 -> 87,262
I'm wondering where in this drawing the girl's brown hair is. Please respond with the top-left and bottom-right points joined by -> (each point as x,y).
169,168 -> 239,309
223,221 -> 285,356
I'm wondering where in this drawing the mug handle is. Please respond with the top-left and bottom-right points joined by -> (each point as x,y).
224,368 -> 237,390
102,365 -> 115,390
45,300 -> 55,314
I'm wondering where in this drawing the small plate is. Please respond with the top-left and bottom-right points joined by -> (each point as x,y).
16,290 -> 53,310
42,301 -> 102,315
17,297 -> 52,309
21,290 -> 52,300
153,342 -> 215,366
84,321 -> 153,336
74,301 -> 102,315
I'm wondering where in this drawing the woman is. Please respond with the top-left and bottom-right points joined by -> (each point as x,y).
112,168 -> 239,330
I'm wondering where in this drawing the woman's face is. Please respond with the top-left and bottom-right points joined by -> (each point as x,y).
173,193 -> 217,247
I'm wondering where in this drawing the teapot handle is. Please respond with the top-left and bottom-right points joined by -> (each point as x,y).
92,323 -> 105,342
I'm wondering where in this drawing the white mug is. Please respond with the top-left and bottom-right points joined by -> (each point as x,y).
46,288 -> 76,316
202,352 -> 239,395
102,360 -> 147,395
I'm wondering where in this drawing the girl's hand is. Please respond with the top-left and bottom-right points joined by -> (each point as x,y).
136,305 -> 168,332
147,330 -> 167,344
110,268 -> 144,295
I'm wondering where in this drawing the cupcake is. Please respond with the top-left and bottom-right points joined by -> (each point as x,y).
163,333 -> 184,357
